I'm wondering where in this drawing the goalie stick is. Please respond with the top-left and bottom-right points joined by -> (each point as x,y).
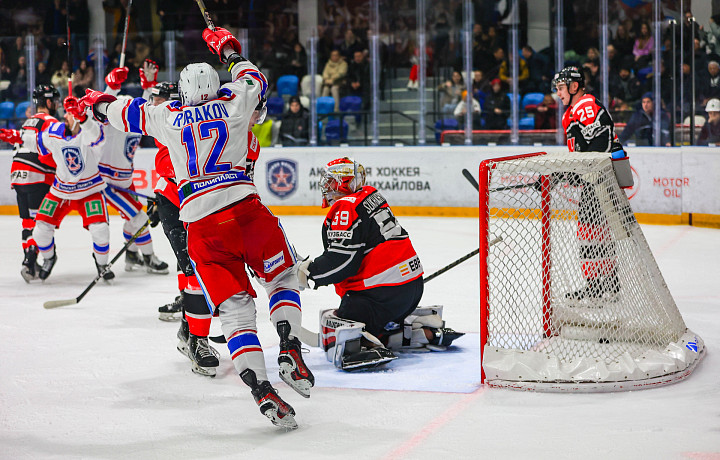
119,0 -> 133,68
462,167 -> 539,192
43,220 -> 150,309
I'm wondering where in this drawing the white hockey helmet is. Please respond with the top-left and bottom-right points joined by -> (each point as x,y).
319,157 -> 366,208
178,63 -> 220,106
706,98 -> 720,113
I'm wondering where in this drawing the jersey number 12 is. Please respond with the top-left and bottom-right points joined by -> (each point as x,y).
181,120 -> 231,177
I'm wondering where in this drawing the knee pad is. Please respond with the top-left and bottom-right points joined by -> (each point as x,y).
320,309 -> 387,370
217,292 -> 258,342
124,210 -> 147,232
261,265 -> 299,295
88,222 -> 110,246
33,220 -> 55,250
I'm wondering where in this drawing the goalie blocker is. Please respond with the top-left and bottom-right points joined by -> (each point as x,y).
320,306 -> 464,371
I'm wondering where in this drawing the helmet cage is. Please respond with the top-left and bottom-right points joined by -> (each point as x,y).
319,158 -> 366,208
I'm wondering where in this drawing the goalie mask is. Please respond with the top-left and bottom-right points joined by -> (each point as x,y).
319,157 -> 366,208
178,63 -> 220,106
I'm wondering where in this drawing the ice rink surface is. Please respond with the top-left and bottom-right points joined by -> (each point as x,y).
0,214 -> 718,459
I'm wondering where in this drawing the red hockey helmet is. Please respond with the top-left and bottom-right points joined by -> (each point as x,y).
319,157 -> 366,208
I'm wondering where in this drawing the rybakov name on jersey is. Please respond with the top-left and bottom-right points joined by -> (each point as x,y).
171,102 -> 230,127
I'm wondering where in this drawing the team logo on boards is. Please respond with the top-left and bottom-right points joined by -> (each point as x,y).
63,147 -> 84,176
266,159 -> 297,198
125,135 -> 141,163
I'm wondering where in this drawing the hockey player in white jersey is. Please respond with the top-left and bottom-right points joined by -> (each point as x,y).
84,27 -> 313,429
96,61 -> 169,274
2,96 -> 113,281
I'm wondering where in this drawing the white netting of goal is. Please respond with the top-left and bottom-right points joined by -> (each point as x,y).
478,151 -> 705,392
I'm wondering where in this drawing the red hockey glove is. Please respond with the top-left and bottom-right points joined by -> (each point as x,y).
82,89 -> 117,123
0,128 -> 22,145
105,67 -> 129,90
202,27 -> 241,63
139,59 -> 158,90
63,96 -> 87,123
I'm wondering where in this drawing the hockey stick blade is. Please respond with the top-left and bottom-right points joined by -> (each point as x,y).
44,298 -> 79,309
462,168 -> 480,191
209,334 -> 226,344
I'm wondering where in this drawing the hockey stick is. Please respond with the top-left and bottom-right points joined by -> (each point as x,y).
43,220 -> 150,309
462,168 -> 538,193
422,236 -> 502,284
195,0 -> 216,31
119,0 -> 133,68
66,0 -> 72,97
108,184 -> 156,203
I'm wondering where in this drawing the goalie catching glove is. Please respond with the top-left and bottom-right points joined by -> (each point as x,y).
202,27 -> 241,63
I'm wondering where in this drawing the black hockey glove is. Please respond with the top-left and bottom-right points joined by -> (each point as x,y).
147,198 -> 160,228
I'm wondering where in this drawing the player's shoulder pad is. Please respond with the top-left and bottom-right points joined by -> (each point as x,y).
572,95 -> 599,113
21,117 -> 45,132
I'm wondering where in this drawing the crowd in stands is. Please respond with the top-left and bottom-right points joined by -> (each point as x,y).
2,1 -> 720,146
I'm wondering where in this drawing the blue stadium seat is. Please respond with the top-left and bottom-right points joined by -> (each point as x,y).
434,118 -> 459,143
0,101 -> 15,120
316,96 -> 335,115
15,101 -> 31,119
266,96 -> 285,116
521,92 -> 545,109
339,95 -> 362,124
507,116 -> 535,129
276,75 -> 299,97
325,119 -> 349,143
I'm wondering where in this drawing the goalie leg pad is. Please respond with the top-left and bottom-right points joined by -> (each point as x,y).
320,309 -> 395,370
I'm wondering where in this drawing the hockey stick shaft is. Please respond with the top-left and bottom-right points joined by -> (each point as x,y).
43,220 -> 150,309
422,236 -> 502,284
119,0 -> 133,68
462,168 -> 537,192
108,184 -> 156,202
66,0 -> 72,96
195,0 -> 216,31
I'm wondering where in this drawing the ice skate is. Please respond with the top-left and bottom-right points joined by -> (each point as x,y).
38,252 -> 58,281
124,250 -> 144,272
159,293 -> 184,321
426,327 -> 465,351
93,254 -> 115,283
184,334 -> 219,377
276,320 -> 314,398
565,274 -> 619,305
143,254 -> 169,274
240,368 -> 297,430
176,317 -> 189,356
21,245 -> 41,282
342,345 -> 397,370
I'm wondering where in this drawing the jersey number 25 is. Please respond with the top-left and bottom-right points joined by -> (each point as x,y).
181,120 -> 231,177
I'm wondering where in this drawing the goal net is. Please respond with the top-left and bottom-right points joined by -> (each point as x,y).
479,151 -> 704,392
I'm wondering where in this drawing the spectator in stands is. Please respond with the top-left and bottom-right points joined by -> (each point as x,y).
698,98 -> 720,145
529,94 -> 557,129
582,59 -> 600,96
432,13 -> 452,70
36,62 -> 52,86
471,69 -> 487,101
346,50 -> 370,110
618,92 -> 671,146
322,49 -> 348,112
610,59 -> 642,109
484,78 -> 510,130
51,61 -> 71,99
72,59 -> 94,96
286,41 -> 307,79
486,46 -> 505,80
9,56 -> 27,101
607,44 -> 622,74
339,29 -> 364,63
6,37 -> 25,72
453,90 -> 482,129
438,70 -> 464,114
279,96 -> 310,146
522,46 -> 549,93
613,24 -> 635,58
699,61 -> 720,104
633,22 -> 654,70
499,49 -> 529,92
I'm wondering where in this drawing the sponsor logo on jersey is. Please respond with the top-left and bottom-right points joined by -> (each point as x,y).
266,159 -> 297,198
124,136 -> 141,163
263,251 -> 285,273
327,230 -> 353,239
63,147 -> 84,176
399,257 -> 422,277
